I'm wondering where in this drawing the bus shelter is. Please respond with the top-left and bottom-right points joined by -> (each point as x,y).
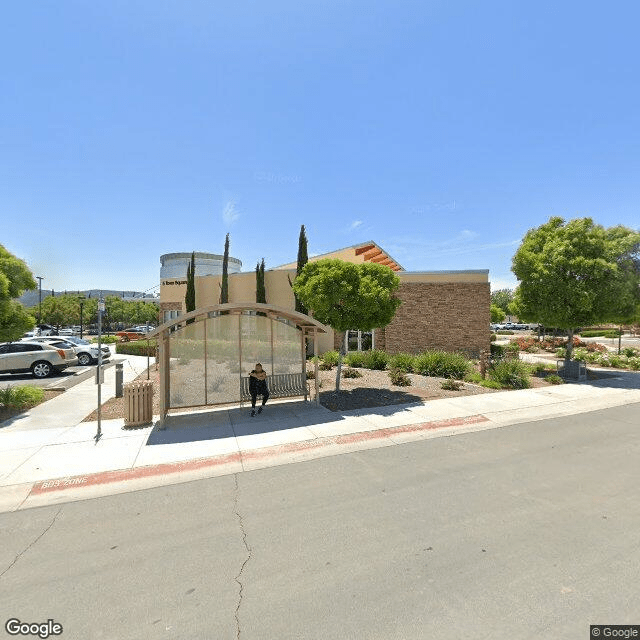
147,303 -> 328,426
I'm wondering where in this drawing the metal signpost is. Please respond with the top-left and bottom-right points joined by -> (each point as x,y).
95,295 -> 105,442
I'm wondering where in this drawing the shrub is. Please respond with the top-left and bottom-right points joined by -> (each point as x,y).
0,385 -> 45,410
306,370 -> 315,379
510,337 -> 539,353
90,335 -> 119,344
496,330 -> 515,335
489,360 -> 531,389
479,379 -> 502,389
529,362 -> 556,374
319,361 -> 333,371
388,367 -> 411,386
607,355 -> 625,368
321,351 -> 340,366
490,333 -> 497,342
490,343 -> 506,358
344,351 -> 366,367
623,347 -> 639,357
441,378 -> 464,390
464,371 -> 483,384
413,351 -> 471,379
555,347 -> 567,359
116,340 -> 157,356
362,349 -> 388,370
388,352 -> 416,373
342,367 -> 363,378
628,357 -> 640,371
579,329 -> 621,338
545,374 -> 564,385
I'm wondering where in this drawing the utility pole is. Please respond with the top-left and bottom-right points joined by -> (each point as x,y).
36,276 -> 44,326
95,294 -> 105,443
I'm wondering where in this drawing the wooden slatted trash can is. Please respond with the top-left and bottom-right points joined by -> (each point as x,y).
124,380 -> 154,427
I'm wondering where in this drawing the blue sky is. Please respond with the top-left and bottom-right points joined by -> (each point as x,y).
2,1 -> 639,295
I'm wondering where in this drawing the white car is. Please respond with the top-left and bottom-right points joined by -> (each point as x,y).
21,336 -> 110,366
0,341 -> 78,378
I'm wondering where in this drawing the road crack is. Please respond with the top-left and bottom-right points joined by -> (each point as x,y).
233,473 -> 251,640
0,507 -> 63,578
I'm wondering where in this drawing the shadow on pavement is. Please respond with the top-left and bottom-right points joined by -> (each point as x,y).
581,369 -> 640,390
144,391 -> 428,447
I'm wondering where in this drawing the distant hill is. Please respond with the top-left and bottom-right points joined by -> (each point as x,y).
16,289 -> 158,308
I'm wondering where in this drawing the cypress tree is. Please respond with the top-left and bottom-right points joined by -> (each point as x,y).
185,251 -> 196,321
220,234 -> 230,304
257,258 -> 266,304
295,225 -> 308,314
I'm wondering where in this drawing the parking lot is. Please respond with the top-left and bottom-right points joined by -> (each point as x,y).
0,346 -> 116,390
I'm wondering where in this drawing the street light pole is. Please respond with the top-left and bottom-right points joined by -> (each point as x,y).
36,276 -> 44,326
78,296 -> 85,339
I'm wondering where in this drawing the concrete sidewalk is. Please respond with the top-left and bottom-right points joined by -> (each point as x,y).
1,361 -> 639,513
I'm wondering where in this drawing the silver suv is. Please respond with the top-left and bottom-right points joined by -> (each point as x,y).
21,336 -> 110,366
0,341 -> 78,378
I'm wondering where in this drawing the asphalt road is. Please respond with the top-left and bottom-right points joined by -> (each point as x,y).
1,403 -> 639,639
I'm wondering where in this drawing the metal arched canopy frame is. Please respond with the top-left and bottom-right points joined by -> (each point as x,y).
148,302 -> 329,338
150,303 -> 328,426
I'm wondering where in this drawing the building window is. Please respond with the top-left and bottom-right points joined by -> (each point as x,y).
344,330 -> 374,352
163,309 -> 182,323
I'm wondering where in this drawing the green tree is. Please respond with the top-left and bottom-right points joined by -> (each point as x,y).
185,252 -> 196,313
490,288 -> 514,315
295,225 -> 308,314
220,234 -> 230,304
255,258 -> 266,315
185,251 -> 196,324
0,245 -> 37,341
293,259 -> 401,391
490,304 -> 506,323
511,217 -> 640,360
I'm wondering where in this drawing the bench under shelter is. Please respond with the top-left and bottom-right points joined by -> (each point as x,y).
147,303 -> 328,427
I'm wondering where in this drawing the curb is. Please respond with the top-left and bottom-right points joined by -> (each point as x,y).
5,414 -> 489,510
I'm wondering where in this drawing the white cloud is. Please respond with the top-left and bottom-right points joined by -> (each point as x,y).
350,220 -> 363,230
222,199 -> 240,225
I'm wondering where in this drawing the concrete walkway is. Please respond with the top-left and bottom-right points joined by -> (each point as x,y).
0,359 -> 639,513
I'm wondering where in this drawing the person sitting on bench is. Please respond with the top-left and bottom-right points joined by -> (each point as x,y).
249,363 -> 269,416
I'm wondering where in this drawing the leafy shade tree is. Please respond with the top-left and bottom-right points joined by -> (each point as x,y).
295,225 -> 308,314
0,244 -> 37,341
490,304 -> 506,323
220,234 -> 230,304
293,259 -> 401,391
490,288 -> 514,315
185,251 -> 196,313
511,217 -> 640,360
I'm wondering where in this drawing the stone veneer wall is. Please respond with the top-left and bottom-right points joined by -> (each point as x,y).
384,282 -> 490,357
159,301 -> 183,324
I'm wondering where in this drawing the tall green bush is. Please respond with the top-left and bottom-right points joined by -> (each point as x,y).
388,352 -> 416,373
413,351 -> 471,380
489,360 -> 531,389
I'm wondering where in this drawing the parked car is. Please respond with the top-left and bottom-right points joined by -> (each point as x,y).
37,324 -> 58,336
21,336 -> 110,366
58,327 -> 77,336
116,328 -> 148,342
0,341 -> 78,378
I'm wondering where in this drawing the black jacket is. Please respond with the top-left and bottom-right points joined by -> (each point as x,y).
249,372 -> 268,395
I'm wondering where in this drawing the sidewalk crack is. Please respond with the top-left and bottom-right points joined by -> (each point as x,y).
0,506 -> 62,578
233,473 -> 251,640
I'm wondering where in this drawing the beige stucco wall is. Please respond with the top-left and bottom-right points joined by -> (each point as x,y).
161,265 -> 491,356
275,246 -> 365,270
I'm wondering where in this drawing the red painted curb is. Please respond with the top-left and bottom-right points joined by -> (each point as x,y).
29,414 -> 488,495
